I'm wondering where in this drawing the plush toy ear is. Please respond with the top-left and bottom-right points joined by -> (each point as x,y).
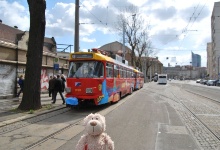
83,113 -> 94,126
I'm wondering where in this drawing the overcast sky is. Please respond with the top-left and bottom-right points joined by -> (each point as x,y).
0,0 -> 218,67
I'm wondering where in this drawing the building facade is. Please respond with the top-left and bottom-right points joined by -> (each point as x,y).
192,52 -> 201,67
163,66 -> 207,80
207,42 -> 213,78
210,2 -> 220,79
99,41 -> 132,66
0,22 -> 68,98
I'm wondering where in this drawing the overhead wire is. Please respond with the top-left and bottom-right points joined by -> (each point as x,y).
177,1 -> 208,52
79,1 -> 108,26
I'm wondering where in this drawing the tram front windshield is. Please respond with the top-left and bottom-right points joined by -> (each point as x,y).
68,61 -> 104,78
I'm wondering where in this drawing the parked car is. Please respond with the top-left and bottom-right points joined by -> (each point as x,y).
196,79 -> 201,83
206,80 -> 215,86
213,79 -> 219,86
200,79 -> 208,85
216,80 -> 220,86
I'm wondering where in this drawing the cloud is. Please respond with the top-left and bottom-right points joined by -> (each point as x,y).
0,1 -> 29,30
81,37 -> 96,42
152,6 -> 177,20
0,0 -> 217,67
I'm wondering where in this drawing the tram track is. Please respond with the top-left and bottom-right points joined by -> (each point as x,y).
23,92 -> 140,150
144,86 -> 220,149
170,91 -> 220,141
184,89 -> 220,104
23,117 -> 83,150
0,90 -> 138,150
0,107 -> 70,135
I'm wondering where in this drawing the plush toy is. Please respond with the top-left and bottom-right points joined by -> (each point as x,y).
76,113 -> 114,150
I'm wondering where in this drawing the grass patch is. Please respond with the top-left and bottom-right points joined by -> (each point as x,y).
10,107 -> 25,113
29,109 -> 34,114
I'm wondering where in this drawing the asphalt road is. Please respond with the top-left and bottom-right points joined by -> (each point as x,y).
57,82 -> 199,150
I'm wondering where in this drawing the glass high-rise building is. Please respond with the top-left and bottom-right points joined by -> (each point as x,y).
192,52 -> 201,67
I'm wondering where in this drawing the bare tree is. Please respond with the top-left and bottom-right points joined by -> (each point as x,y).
18,0 -> 46,110
135,31 -> 150,70
115,5 -> 158,82
116,5 -> 154,69
116,5 -> 142,67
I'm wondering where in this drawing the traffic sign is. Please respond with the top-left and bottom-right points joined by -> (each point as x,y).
54,64 -> 59,70
54,57 -> 59,64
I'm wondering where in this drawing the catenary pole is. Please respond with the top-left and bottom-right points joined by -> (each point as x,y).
122,21 -> 125,63
74,0 -> 79,52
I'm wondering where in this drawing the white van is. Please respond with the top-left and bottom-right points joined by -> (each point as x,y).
158,74 -> 167,84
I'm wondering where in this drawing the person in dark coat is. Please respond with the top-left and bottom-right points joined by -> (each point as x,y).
48,75 -> 53,97
49,75 -> 57,101
17,75 -> 24,97
61,74 -> 66,92
52,74 -> 65,104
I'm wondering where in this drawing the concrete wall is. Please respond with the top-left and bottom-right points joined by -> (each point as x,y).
0,46 -> 16,61
0,64 -> 16,96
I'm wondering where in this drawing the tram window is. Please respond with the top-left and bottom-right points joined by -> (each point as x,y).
114,65 -> 118,78
127,71 -> 130,78
123,69 -> 126,78
121,68 -> 124,78
121,67 -> 124,78
68,61 -> 104,78
125,69 -> 127,78
132,73 -> 136,78
119,69 -> 123,78
93,61 -> 104,78
106,62 -> 113,78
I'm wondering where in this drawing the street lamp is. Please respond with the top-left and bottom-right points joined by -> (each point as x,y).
218,56 -> 220,79
144,52 -> 147,83
190,62 -> 192,79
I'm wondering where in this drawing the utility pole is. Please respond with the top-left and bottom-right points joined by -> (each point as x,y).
144,53 -> 147,83
190,62 -> 192,79
122,21 -> 125,63
74,0 -> 79,52
218,56 -> 220,79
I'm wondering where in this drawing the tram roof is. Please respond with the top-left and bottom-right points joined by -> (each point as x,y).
70,51 -> 136,70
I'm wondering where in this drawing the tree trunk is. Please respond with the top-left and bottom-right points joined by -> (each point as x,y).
18,0 -> 46,110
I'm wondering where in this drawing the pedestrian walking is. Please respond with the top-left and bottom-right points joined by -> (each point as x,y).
48,75 -> 53,97
17,75 -> 24,97
50,75 -> 57,101
52,74 -> 65,104
61,74 -> 66,92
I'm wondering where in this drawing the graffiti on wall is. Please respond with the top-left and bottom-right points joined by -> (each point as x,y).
0,64 -> 16,95
0,65 -> 52,96
41,69 -> 49,90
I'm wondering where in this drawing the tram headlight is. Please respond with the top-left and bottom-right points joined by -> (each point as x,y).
86,88 -> 93,94
65,87 -> 71,93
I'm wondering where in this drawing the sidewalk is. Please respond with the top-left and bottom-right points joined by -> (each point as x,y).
0,93 -> 66,127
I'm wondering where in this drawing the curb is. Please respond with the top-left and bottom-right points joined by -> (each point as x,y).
0,91 -> 49,100
0,104 -> 67,128
0,94 -> 14,99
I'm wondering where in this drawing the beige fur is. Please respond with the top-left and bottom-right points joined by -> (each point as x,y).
76,113 -> 114,150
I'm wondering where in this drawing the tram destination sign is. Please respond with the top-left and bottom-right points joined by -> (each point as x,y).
72,54 -> 93,59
